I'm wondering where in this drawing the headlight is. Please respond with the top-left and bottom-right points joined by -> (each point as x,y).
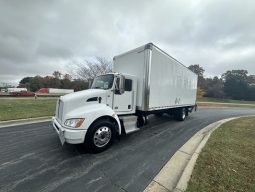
64,118 -> 85,128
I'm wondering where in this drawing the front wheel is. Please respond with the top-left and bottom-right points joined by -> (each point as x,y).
84,120 -> 116,153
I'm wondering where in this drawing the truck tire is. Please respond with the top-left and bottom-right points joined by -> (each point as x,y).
185,108 -> 189,116
155,113 -> 164,117
84,120 -> 116,153
174,107 -> 186,121
137,115 -> 148,127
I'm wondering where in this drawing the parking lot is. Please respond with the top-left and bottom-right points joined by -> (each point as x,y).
1,108 -> 255,192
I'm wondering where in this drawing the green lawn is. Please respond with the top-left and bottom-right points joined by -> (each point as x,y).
0,98 -> 57,121
198,97 -> 255,105
0,96 -> 254,121
197,97 -> 255,108
186,116 -> 255,192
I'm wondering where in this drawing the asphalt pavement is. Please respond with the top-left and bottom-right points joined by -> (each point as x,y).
0,108 -> 255,192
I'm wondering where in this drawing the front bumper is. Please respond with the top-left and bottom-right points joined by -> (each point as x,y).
52,117 -> 87,145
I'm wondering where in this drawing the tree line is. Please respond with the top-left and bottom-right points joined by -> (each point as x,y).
18,72 -> 89,92
17,57 -> 255,101
18,57 -> 111,92
188,65 -> 255,101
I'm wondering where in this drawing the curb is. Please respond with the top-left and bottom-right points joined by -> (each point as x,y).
0,116 -> 52,128
144,115 -> 255,192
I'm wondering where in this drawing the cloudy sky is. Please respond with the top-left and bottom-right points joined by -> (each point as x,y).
0,0 -> 255,85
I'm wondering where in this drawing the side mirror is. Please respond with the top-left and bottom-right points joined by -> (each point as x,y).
115,75 -> 125,95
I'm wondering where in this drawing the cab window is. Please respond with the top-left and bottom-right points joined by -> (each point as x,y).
125,79 -> 132,91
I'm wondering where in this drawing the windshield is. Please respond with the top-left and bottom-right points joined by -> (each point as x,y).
91,74 -> 114,90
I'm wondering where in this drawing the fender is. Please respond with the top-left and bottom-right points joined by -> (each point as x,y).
64,103 -> 121,135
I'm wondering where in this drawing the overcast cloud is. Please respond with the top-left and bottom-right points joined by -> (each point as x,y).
0,0 -> 255,85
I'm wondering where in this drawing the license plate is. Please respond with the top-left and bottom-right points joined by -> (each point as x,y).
59,130 -> 65,145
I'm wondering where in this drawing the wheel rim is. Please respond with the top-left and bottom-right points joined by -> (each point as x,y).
93,126 -> 112,148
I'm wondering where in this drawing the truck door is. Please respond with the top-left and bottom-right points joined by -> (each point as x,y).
106,91 -> 114,108
114,78 -> 134,112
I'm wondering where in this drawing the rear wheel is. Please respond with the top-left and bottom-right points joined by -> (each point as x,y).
185,108 -> 189,116
174,107 -> 186,121
84,120 -> 116,153
155,113 -> 164,117
137,115 -> 148,127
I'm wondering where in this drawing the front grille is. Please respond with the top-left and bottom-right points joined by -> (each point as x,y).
57,99 -> 63,122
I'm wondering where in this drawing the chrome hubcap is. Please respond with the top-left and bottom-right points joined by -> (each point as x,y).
93,126 -> 111,147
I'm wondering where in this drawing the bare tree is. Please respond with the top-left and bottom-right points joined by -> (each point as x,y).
63,73 -> 72,81
52,71 -> 62,79
72,57 -> 112,80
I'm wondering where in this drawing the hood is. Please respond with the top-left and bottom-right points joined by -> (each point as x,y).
59,89 -> 109,120
60,89 -> 107,103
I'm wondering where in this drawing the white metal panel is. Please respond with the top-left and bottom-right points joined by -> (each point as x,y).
48,88 -> 74,94
113,74 -> 137,114
114,91 -> 133,112
149,46 -> 197,109
113,43 -> 197,112
7,88 -> 27,92
113,46 -> 146,110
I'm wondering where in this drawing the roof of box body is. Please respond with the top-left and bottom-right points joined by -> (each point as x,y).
113,43 -> 197,76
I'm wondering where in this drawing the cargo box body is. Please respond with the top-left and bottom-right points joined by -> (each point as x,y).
113,43 -> 197,112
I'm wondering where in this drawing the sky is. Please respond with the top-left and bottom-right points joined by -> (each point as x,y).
0,0 -> 255,85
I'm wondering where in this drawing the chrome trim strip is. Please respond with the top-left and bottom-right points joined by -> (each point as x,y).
143,47 -> 152,111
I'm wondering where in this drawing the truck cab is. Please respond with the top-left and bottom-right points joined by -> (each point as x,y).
52,73 -> 139,152
91,73 -> 137,115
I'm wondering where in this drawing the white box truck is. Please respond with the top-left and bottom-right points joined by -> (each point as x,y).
52,43 -> 198,152
7,88 -> 27,93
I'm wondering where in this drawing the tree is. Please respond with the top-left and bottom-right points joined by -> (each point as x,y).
41,76 -> 55,88
247,75 -> 255,100
30,76 -> 43,92
197,87 -> 205,99
52,71 -> 62,79
204,76 -> 225,98
19,77 -> 33,85
188,64 -> 206,92
248,85 -> 255,100
63,74 -> 72,81
61,74 -> 72,89
71,79 -> 89,91
247,75 -> 255,85
17,72 -> 90,92
222,70 -> 249,100
73,57 -> 112,80
188,64 -> 204,77
18,77 -> 33,90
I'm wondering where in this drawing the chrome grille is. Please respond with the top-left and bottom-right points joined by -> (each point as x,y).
57,99 -> 63,122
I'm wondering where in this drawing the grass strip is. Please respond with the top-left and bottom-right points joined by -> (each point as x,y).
198,97 -> 255,105
0,98 -> 57,121
186,116 -> 255,192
